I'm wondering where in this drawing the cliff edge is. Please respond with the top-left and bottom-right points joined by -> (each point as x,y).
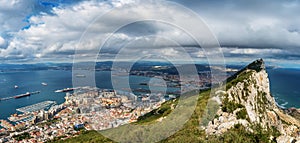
206,59 -> 300,142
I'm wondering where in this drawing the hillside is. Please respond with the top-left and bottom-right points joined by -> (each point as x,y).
206,59 -> 300,142
52,59 -> 300,143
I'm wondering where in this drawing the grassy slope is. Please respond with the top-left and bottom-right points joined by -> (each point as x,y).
48,130 -> 115,143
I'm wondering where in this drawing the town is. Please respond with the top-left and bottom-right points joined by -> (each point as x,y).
0,86 -> 181,142
0,65 -> 231,142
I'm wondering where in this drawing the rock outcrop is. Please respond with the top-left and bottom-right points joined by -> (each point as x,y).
205,59 -> 300,142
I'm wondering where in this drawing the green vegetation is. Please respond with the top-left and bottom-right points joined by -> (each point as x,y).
207,124 -> 279,143
247,59 -> 264,72
226,70 -> 254,90
159,90 -> 212,142
13,132 -> 31,141
135,99 -> 177,124
221,96 -> 244,113
201,99 -> 220,126
226,59 -> 264,86
257,91 -> 268,113
48,130 -> 115,143
225,59 -> 264,90
270,126 -> 281,138
236,108 -> 248,119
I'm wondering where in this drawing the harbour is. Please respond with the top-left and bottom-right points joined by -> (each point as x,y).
16,101 -> 57,113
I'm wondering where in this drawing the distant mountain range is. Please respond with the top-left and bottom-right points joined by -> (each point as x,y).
0,61 -> 277,73
0,61 -> 212,73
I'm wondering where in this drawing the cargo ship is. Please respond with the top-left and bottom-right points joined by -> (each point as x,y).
13,91 -> 40,99
14,92 -> 30,99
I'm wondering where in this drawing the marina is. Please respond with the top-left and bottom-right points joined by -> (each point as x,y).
16,101 -> 57,113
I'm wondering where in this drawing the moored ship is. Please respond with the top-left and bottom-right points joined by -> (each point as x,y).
14,92 -> 30,99
13,91 -> 40,99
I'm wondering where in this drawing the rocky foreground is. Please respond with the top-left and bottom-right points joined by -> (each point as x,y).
206,59 -> 300,143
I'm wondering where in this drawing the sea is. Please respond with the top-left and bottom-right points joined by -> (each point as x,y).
0,70 -> 177,120
267,68 -> 300,109
0,68 -> 299,120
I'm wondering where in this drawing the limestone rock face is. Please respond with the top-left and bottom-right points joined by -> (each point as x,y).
205,59 -> 300,142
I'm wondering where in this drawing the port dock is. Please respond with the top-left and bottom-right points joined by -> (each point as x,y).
16,101 -> 56,113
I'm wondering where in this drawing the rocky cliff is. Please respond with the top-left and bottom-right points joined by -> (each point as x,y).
206,59 -> 300,142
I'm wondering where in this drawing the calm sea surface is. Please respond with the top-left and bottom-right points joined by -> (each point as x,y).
268,68 -> 300,108
0,68 -> 299,120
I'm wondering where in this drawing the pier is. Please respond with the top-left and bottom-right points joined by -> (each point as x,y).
16,101 -> 57,113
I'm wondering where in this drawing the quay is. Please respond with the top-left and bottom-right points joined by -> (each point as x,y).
16,101 -> 57,113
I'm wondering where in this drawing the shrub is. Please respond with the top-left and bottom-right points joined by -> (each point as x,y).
222,97 -> 244,113
236,108 -> 247,119
13,132 -> 31,141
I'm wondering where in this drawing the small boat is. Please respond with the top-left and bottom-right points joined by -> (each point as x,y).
75,74 -> 86,78
41,82 -> 47,86
14,85 -> 18,89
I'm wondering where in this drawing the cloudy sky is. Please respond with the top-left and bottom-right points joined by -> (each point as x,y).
0,0 -> 299,68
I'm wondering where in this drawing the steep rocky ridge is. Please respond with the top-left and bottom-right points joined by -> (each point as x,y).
206,59 -> 300,142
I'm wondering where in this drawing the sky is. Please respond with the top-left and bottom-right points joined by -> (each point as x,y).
0,0 -> 299,68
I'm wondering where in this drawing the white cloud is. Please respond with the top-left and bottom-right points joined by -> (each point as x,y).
0,0 -> 35,34
0,36 -> 5,47
0,0 -> 209,62
222,47 -> 283,55
0,0 -> 299,65
0,1 -> 113,61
